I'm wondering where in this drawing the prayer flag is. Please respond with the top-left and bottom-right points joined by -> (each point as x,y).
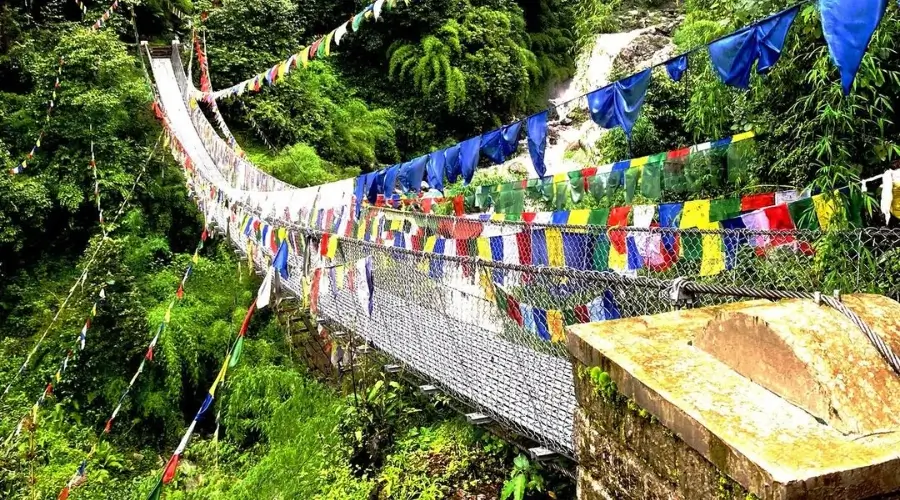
533,307 -> 550,341
812,193 -> 838,229
545,228 -> 565,267
741,192 -> 775,211
547,310 -> 565,342
531,230 -> 548,266
257,267 -> 274,309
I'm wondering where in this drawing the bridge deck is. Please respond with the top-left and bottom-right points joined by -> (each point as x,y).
149,55 -> 577,456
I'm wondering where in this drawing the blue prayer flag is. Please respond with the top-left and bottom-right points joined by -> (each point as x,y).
501,121 -> 523,158
383,164 -> 401,196
444,145 -> 461,184
533,307 -> 550,341
481,129 -> 505,164
666,54 -> 688,81
427,151 -> 446,192
531,230 -> 549,266
587,69 -> 652,138
708,6 -> 800,88
526,111 -> 549,178
459,136 -> 481,185
819,0 -> 887,95
273,241 -> 290,279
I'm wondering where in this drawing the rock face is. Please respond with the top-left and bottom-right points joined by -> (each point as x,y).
566,295 -> 900,500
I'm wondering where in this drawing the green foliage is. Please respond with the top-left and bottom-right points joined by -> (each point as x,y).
501,454 -> 545,500
389,21 -> 467,111
574,0 -> 622,50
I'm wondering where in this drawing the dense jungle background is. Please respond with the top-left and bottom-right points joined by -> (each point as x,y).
0,0 -> 898,498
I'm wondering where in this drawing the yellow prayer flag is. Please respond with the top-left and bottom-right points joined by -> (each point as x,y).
700,222 -> 726,277
91,304 -> 97,316
547,310 -> 565,342
608,246 -> 626,271
277,227 -> 287,243
545,228 -> 565,267
491,213 -> 505,221
277,62 -> 287,80
552,173 -> 567,184
324,32 -> 334,56
424,236 -> 437,253
298,49 -> 309,68
476,237 -> 491,261
326,235 -> 339,258
192,251 -> 199,264
390,216 -> 402,231
679,199 -> 711,229
209,356 -> 229,398
631,156 -> 649,167
892,181 -> 900,218
812,194 -> 839,230
479,269 -> 496,303
731,130 -> 756,142
55,371 -> 61,382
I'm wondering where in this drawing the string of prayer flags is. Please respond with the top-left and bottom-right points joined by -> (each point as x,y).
9,57 -> 63,175
493,284 -> 621,343
90,0 -> 119,31
207,0 -> 411,100
3,290 -> 105,453
57,233 -> 207,499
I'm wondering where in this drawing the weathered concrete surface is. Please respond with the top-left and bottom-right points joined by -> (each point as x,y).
567,295 -> 900,500
697,294 -> 900,435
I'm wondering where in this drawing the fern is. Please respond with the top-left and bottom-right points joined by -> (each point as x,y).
388,21 -> 467,111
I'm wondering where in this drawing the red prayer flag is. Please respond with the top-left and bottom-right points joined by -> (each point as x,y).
516,232 -> 532,265
666,147 -> 690,159
162,454 -> 180,484
506,295 -> 523,327
58,487 -> 70,500
176,284 -> 184,299
521,212 -> 536,223
453,195 -> 464,216
310,268 -> 322,315
574,304 -> 590,323
763,204 -> 799,249
421,198 -> 434,213
201,229 -> 208,241
238,300 -> 257,337
319,233 -> 330,256
741,192 -> 775,211
104,419 -> 113,433
608,206 -> 631,254
581,167 -> 597,192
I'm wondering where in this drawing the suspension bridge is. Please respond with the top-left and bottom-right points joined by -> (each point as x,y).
148,39 -> 900,499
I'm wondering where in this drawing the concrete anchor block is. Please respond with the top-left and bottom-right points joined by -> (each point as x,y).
419,385 -> 438,396
529,447 -> 557,462
383,364 -> 401,373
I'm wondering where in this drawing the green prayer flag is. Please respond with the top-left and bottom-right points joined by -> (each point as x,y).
588,173 -> 606,201
787,197 -> 820,230
587,209 -> 609,226
352,11 -> 365,31
840,189 -> 864,228
505,212 -> 522,222
562,308 -> 578,326
681,231 -> 703,261
624,167 -> 641,203
709,198 -> 741,222
495,288 -> 508,314
592,235 -> 610,271
540,177 -> 555,202
464,194 -> 476,212
568,171 -> 584,203
507,190 -> 525,215
663,160 -> 689,194
229,337 -> 244,368
526,179 -> 542,200
606,169 -> 624,198
554,182 -> 569,211
495,191 -> 510,214
147,478 -> 164,500
648,153 -> 667,164
641,163 -> 662,200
